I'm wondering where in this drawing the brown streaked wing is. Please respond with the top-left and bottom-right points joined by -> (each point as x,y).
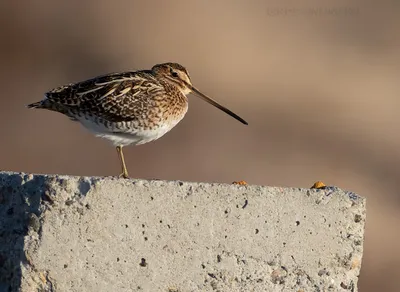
45,71 -> 164,122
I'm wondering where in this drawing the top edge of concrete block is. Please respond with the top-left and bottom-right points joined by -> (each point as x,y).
0,170 -> 365,202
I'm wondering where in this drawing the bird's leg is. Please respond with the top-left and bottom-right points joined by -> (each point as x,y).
116,146 -> 129,179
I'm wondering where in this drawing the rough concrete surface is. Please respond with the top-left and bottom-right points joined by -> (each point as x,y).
0,171 -> 366,292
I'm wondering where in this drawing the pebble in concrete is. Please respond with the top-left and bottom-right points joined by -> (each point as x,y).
0,172 -> 366,292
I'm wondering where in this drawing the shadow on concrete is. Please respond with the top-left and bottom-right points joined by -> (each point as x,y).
0,173 -> 49,292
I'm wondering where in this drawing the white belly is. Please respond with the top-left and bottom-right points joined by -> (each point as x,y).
76,115 -> 185,147
94,124 -> 176,146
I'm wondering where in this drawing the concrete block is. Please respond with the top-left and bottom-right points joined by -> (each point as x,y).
0,171 -> 366,292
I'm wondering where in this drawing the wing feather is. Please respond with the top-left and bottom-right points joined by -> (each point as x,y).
42,70 -> 164,122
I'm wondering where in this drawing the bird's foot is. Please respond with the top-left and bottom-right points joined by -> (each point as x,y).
118,172 -> 130,179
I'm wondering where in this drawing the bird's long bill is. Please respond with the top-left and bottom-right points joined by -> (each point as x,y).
190,86 -> 248,125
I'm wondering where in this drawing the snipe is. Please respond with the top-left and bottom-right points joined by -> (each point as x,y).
27,63 -> 248,178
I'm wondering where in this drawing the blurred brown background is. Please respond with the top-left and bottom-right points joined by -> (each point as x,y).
1,0 -> 399,290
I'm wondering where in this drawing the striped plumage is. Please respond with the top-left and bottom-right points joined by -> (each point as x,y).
27,62 -> 247,178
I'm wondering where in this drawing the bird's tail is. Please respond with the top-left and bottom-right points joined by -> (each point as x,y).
26,101 -> 44,109
26,99 -> 78,121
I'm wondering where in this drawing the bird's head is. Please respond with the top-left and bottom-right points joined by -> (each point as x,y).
151,62 -> 248,125
152,63 -> 193,95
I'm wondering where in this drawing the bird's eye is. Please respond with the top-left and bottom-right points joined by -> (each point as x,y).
171,70 -> 179,78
